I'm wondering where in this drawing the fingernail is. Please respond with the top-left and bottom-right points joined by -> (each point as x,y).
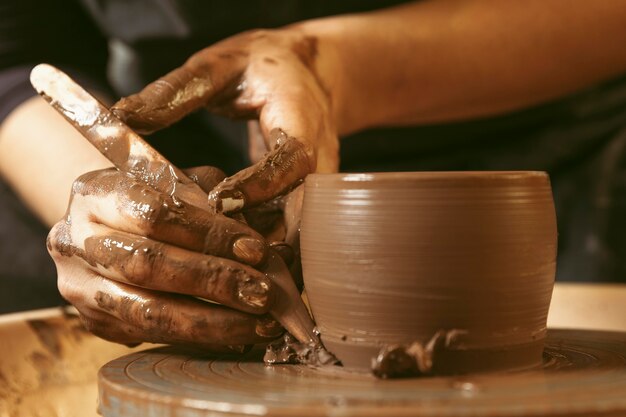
110,106 -> 130,121
112,100 -> 157,134
237,277 -> 272,309
256,316 -> 284,338
112,93 -> 143,109
111,98 -> 141,121
233,237 -> 267,266
269,128 -> 289,145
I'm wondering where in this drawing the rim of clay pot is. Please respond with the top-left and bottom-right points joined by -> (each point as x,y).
307,170 -> 548,184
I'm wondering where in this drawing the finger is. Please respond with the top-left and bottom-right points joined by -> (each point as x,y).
77,310 -> 144,347
183,166 -> 226,194
83,229 -> 274,313
70,170 -> 268,266
209,59 -> 339,213
85,277 -> 283,346
247,120 -> 267,163
283,186 -> 305,290
269,242 -> 294,266
257,84 -> 339,175
79,310 -> 252,353
283,185 -> 304,247
242,197 -> 285,240
111,49 -> 247,134
51,217 -> 281,348
209,129 -> 315,213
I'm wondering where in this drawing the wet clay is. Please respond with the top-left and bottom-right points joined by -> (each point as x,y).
98,329 -> 626,417
371,330 -> 447,378
301,172 -> 557,374
263,331 -> 339,367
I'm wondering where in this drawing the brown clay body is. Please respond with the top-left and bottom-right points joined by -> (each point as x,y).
300,171 -> 558,373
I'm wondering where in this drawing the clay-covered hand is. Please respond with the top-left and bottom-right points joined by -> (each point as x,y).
111,28 -> 339,214
47,167 -> 284,351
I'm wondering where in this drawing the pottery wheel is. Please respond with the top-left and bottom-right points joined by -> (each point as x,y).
98,329 -> 626,417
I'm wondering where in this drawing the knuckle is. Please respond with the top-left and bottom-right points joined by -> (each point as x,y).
70,175 -> 90,196
46,223 -> 62,256
125,242 -> 165,286
126,298 -> 174,334
202,259 -> 242,288
120,184 -> 168,230
114,296 -> 174,335
71,168 -> 118,196
47,221 -> 74,259
93,291 -> 168,334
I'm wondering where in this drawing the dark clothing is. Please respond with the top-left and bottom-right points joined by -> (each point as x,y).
1,0 -> 626,312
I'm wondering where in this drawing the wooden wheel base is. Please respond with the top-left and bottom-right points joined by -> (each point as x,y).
98,329 -> 626,417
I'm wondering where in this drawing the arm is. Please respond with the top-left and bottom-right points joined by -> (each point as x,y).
0,0 -> 111,226
114,0 -> 626,214
0,1 -> 282,347
0,96 -> 111,226
304,0 -> 626,134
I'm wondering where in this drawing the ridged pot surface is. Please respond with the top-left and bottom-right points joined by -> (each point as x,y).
301,171 -> 557,373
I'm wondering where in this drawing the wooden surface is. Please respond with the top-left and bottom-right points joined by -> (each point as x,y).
99,329 -> 626,417
548,283 -> 626,331
0,283 -> 625,417
0,308 -> 143,417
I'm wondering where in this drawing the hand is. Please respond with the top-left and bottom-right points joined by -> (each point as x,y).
111,27 -> 339,214
47,166 -> 284,351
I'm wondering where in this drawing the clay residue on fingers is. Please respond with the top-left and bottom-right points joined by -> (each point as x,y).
83,231 -> 273,313
112,73 -> 213,134
184,166 -> 227,192
208,129 -> 313,213
90,282 -> 283,347
111,43 -> 250,134
106,176 -> 268,266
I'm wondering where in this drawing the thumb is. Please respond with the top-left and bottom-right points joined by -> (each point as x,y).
208,128 -> 315,213
208,96 -> 338,214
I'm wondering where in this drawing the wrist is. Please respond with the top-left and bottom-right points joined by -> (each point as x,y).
290,16 -> 370,136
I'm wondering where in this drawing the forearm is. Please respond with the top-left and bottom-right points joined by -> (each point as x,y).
0,96 -> 111,226
300,0 -> 626,134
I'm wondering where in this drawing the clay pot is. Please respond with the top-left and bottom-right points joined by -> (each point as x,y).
301,171 -> 557,374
